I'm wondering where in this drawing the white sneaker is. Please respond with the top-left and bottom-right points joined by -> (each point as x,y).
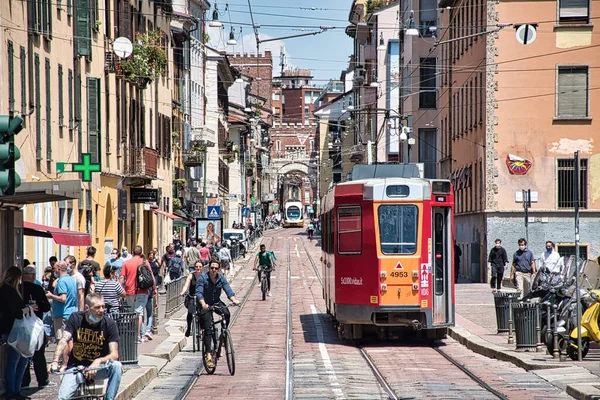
267,291 -> 272,297
145,332 -> 153,340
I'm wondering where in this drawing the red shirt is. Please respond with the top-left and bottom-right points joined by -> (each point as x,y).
199,247 -> 210,261
120,255 -> 152,296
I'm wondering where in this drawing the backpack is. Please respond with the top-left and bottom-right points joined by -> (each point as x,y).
168,257 -> 184,275
136,259 -> 154,290
268,251 -> 276,261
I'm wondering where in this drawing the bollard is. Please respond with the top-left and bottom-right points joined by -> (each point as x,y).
508,298 -> 515,344
552,304 -> 560,359
536,304 -> 544,352
546,302 -> 552,354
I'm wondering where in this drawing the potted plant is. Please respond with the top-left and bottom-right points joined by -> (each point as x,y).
226,140 -> 235,151
118,31 -> 167,87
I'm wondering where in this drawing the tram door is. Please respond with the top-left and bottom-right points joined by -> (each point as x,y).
432,207 -> 452,324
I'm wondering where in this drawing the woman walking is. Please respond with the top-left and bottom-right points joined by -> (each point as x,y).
179,261 -> 204,337
0,266 -> 38,400
94,264 -> 126,314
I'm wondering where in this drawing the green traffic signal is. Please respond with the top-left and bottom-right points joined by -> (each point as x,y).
0,115 -> 24,196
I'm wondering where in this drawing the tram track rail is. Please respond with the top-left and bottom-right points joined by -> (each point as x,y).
300,235 -> 510,400
285,240 -> 294,400
174,236 -> 273,400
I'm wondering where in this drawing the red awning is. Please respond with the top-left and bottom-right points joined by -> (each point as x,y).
152,209 -> 182,220
23,222 -> 92,246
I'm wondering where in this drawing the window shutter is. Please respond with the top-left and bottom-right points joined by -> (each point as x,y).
58,64 -> 64,126
45,58 -> 52,161
87,77 -> 101,164
76,72 -> 82,160
20,47 -> 27,115
41,0 -> 48,37
419,0 -> 437,23
119,0 -> 131,38
68,68 -> 73,129
8,41 -> 15,112
560,0 -> 588,18
67,0 -> 72,16
47,0 -> 52,40
35,54 -> 42,159
558,67 -> 588,117
141,106 -> 146,147
75,0 -> 91,57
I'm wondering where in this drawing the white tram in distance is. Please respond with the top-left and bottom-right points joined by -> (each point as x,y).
284,201 -> 304,228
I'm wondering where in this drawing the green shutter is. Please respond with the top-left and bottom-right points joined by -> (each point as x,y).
41,0 -> 48,37
45,58 -> 52,162
67,0 -> 72,15
35,53 -> 41,159
8,41 -> 14,112
58,64 -> 64,126
20,47 -> 26,115
47,0 -> 52,40
76,72 -> 82,160
75,0 -> 91,57
87,77 -> 101,164
68,69 -> 73,129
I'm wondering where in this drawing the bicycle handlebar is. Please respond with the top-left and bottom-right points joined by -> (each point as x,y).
51,363 -> 109,375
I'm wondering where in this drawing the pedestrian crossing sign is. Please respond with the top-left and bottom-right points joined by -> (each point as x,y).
207,206 -> 221,219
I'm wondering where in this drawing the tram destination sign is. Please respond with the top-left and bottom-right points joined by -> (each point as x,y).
130,188 -> 158,203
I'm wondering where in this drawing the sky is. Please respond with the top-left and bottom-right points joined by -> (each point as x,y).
207,0 -> 355,86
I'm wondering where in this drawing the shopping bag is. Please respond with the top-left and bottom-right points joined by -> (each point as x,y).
164,274 -> 172,285
7,309 -> 45,357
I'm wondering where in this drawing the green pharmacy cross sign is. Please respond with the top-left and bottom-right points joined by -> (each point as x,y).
57,154 -> 101,182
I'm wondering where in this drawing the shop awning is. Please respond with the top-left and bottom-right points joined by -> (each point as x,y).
23,222 -> 91,246
152,208 -> 192,227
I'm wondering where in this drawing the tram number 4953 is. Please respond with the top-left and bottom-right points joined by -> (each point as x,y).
390,271 -> 408,278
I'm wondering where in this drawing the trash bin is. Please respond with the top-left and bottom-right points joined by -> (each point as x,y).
513,302 -> 538,351
113,312 -> 138,364
493,292 -> 519,333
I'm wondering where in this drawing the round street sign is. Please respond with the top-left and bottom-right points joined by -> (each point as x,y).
516,24 -> 537,45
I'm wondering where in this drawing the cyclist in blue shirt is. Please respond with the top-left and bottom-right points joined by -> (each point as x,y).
195,260 -> 240,368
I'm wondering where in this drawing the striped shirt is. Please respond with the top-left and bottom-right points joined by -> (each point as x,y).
94,279 -> 124,308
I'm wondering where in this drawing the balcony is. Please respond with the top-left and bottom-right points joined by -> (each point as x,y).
183,150 -> 204,166
125,147 -> 158,185
350,144 -> 364,163
218,159 -> 229,194
190,127 -> 217,146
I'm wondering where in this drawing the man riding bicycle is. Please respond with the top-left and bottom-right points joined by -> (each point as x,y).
195,260 -> 240,368
253,244 -> 276,297
307,221 -> 315,239
50,293 -> 122,400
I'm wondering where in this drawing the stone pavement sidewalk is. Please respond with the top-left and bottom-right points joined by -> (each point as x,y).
16,239 -> 263,400
452,280 -> 600,400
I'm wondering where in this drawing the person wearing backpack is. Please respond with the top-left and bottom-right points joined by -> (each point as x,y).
167,250 -> 185,281
119,246 -> 156,343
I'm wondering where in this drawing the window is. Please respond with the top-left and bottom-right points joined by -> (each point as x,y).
35,54 -> 41,160
75,0 -> 91,57
8,41 -> 14,112
276,140 -> 281,152
272,92 -> 280,101
20,47 -> 26,115
58,64 -> 64,126
332,172 -> 342,183
68,69 -> 73,129
558,0 -> 589,23
419,129 -> 437,178
419,0 -> 436,36
45,58 -> 52,163
304,106 -> 310,117
557,158 -> 588,209
378,205 -> 418,254
87,77 -> 101,163
557,245 -> 588,260
337,206 -> 362,254
419,58 -> 436,109
557,66 -> 588,118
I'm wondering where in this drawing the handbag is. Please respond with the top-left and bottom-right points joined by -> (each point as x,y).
7,308 -> 44,357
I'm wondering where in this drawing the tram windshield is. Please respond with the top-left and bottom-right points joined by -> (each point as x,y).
287,206 -> 301,219
378,205 -> 418,254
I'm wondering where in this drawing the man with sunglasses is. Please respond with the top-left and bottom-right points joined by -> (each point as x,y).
195,260 -> 240,368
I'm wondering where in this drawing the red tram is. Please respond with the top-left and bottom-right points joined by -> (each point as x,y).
321,165 -> 455,340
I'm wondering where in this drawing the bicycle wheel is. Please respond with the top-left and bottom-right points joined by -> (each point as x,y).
202,336 -> 217,374
191,314 -> 197,353
261,276 -> 267,301
195,314 -> 202,354
223,329 -> 235,376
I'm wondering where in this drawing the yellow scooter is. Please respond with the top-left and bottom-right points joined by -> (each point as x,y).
567,288 -> 600,360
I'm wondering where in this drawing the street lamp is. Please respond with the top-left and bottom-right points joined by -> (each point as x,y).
208,3 -> 223,28
404,11 -> 419,36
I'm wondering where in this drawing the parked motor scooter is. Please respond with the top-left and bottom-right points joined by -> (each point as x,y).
567,288 -> 600,360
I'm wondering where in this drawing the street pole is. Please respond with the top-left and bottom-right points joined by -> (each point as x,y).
522,189 -> 530,243
202,146 -> 208,218
574,150 -> 582,361
398,3 -> 403,163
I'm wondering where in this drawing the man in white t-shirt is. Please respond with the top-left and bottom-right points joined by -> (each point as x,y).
65,255 -> 86,311
540,241 -> 563,274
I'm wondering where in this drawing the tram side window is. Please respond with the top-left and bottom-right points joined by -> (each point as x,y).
337,206 -> 362,254
328,210 -> 334,253
378,205 -> 418,254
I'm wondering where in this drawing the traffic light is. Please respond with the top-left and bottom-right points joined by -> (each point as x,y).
0,115 -> 23,196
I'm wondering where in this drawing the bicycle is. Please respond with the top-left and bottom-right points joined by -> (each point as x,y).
52,364 -> 108,400
257,264 -> 272,301
188,295 -> 203,354
201,303 -> 236,376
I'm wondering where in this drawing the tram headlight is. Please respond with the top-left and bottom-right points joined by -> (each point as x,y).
412,284 -> 419,291
380,283 -> 387,293
380,271 -> 387,280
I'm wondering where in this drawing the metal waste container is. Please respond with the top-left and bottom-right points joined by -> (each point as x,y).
113,312 -> 138,364
493,291 -> 519,333
513,302 -> 538,351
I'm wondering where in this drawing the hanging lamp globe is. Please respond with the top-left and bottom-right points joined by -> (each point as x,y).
209,9 -> 223,27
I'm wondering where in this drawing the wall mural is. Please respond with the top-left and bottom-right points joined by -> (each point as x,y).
506,154 -> 532,175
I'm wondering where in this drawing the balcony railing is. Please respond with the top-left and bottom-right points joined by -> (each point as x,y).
183,150 -> 204,166
190,127 -> 217,145
127,147 -> 158,179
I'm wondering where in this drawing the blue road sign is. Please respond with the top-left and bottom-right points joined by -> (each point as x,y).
241,207 -> 250,217
207,205 -> 221,219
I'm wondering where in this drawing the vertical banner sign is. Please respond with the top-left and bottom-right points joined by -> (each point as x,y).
387,41 -> 400,154
420,238 -> 433,308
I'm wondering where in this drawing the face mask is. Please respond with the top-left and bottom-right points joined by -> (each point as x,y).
122,251 -> 128,257
67,267 -> 73,274
88,313 -> 101,323
546,247 -> 552,253
495,244 -> 501,248
519,245 -> 526,251
110,254 -> 117,260
53,273 -> 58,278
